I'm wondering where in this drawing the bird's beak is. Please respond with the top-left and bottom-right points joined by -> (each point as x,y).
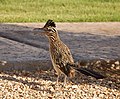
33,28 -> 45,35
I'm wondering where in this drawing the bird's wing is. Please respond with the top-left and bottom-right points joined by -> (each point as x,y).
51,41 -> 74,76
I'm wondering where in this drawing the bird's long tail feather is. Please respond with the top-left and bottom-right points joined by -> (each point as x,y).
76,67 -> 105,79
67,63 -> 105,79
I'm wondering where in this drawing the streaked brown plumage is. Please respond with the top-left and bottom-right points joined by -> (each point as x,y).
34,20 -> 75,85
49,34 -> 75,85
34,20 -> 105,85
44,20 -> 75,85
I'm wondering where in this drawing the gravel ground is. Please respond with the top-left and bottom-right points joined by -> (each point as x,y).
0,70 -> 119,99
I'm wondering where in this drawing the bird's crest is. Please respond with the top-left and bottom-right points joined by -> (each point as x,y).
44,19 -> 56,28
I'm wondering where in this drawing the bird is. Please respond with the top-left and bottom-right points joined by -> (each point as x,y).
34,20 -> 105,85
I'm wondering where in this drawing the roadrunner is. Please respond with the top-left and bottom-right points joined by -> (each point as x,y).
34,20 -> 105,85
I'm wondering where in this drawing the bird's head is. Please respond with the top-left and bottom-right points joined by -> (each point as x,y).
33,20 -> 59,41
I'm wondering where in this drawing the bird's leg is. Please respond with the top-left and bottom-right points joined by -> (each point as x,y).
56,75 -> 59,85
63,75 -> 67,86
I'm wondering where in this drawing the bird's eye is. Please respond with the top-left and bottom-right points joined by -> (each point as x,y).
48,29 -> 51,31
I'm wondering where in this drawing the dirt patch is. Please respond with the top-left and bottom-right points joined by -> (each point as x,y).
1,22 -> 120,35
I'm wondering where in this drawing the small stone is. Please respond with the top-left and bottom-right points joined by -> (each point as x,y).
72,85 -> 78,89
50,86 -> 55,92
111,64 -> 115,69
1,60 -> 7,65
108,81 -> 112,84
99,93 -> 105,98
116,66 -> 120,70
106,60 -> 110,63
114,61 -> 119,65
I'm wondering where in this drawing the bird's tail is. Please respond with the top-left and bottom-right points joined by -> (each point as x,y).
67,63 -> 105,79
76,67 -> 105,79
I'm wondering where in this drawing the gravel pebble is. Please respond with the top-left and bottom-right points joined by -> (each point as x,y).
0,70 -> 120,99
